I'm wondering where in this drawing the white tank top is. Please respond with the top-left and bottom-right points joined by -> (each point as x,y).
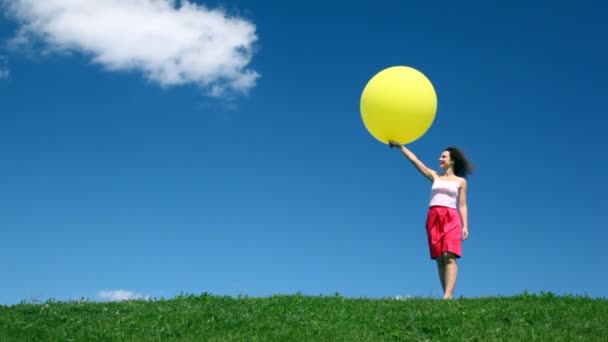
429,178 -> 460,208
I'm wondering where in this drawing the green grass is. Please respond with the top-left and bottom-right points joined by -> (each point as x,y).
1,292 -> 607,341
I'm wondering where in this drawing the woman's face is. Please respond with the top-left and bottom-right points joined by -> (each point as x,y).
438,151 -> 453,170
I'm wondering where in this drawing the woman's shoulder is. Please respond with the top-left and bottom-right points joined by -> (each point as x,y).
455,176 -> 467,187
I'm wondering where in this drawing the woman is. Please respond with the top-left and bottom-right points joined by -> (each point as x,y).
389,140 -> 473,299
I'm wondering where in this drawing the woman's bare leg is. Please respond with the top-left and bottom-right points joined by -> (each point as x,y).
435,257 -> 446,294
442,252 -> 458,299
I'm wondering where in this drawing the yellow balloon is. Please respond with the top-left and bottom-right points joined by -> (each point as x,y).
360,66 -> 437,144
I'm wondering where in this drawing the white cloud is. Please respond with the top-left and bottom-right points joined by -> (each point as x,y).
0,55 -> 9,79
3,0 -> 259,96
98,289 -> 150,302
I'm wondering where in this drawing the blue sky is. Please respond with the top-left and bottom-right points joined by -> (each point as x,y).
1,0 -> 606,304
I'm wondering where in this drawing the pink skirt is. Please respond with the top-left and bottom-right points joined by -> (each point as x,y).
425,206 -> 462,259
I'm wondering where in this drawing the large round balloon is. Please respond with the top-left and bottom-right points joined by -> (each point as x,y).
360,66 -> 437,145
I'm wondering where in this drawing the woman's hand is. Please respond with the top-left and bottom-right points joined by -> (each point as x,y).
388,140 -> 401,149
462,226 -> 469,240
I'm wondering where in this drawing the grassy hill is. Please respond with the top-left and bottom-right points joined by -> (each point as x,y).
1,292 -> 606,341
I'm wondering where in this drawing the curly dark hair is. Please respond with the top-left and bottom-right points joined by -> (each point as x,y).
445,146 -> 474,178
